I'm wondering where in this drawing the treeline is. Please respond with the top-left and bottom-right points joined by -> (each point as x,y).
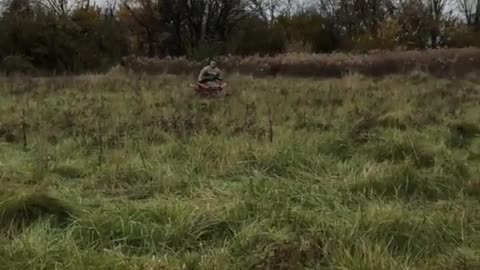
1,0 -> 480,73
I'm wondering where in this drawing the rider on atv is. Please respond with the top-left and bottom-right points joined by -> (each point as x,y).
198,59 -> 223,84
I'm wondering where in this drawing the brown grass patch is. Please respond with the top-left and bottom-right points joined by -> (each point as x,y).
253,239 -> 324,270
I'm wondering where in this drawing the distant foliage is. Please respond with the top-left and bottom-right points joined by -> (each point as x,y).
353,19 -> 402,52
186,41 -> 225,61
233,19 -> 287,56
0,0 -> 127,73
297,15 -> 340,53
447,26 -> 480,48
0,55 -> 34,74
0,0 -> 479,73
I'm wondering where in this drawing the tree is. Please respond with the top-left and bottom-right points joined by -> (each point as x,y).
247,0 -> 278,23
41,0 -> 72,16
425,0 -> 451,48
458,0 -> 480,26
121,0 -> 167,57
233,16 -> 287,55
394,0 -> 430,48
120,0 -> 246,57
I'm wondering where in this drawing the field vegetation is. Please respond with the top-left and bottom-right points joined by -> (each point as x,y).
122,47 -> 480,78
0,72 -> 479,269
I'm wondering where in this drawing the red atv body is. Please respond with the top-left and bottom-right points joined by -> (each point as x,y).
193,80 -> 227,98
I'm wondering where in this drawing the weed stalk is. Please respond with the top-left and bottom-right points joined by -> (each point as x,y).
21,96 -> 30,150
96,96 -> 106,166
268,105 -> 273,143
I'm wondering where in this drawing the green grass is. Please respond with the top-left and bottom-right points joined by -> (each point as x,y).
0,73 -> 479,269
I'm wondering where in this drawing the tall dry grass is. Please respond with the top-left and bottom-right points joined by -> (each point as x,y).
122,47 -> 480,78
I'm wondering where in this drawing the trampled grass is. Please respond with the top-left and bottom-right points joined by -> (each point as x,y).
0,73 -> 479,269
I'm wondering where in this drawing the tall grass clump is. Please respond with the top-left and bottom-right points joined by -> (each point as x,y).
0,190 -> 72,231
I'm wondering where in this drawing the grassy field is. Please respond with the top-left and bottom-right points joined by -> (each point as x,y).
0,73 -> 479,269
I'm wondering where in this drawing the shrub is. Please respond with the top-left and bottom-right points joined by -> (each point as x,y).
233,19 -> 287,56
446,26 -> 480,48
309,25 -> 340,53
187,41 -> 225,62
0,55 -> 34,75
353,19 -> 402,52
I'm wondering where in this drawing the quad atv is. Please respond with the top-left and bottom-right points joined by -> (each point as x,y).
191,76 -> 227,98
